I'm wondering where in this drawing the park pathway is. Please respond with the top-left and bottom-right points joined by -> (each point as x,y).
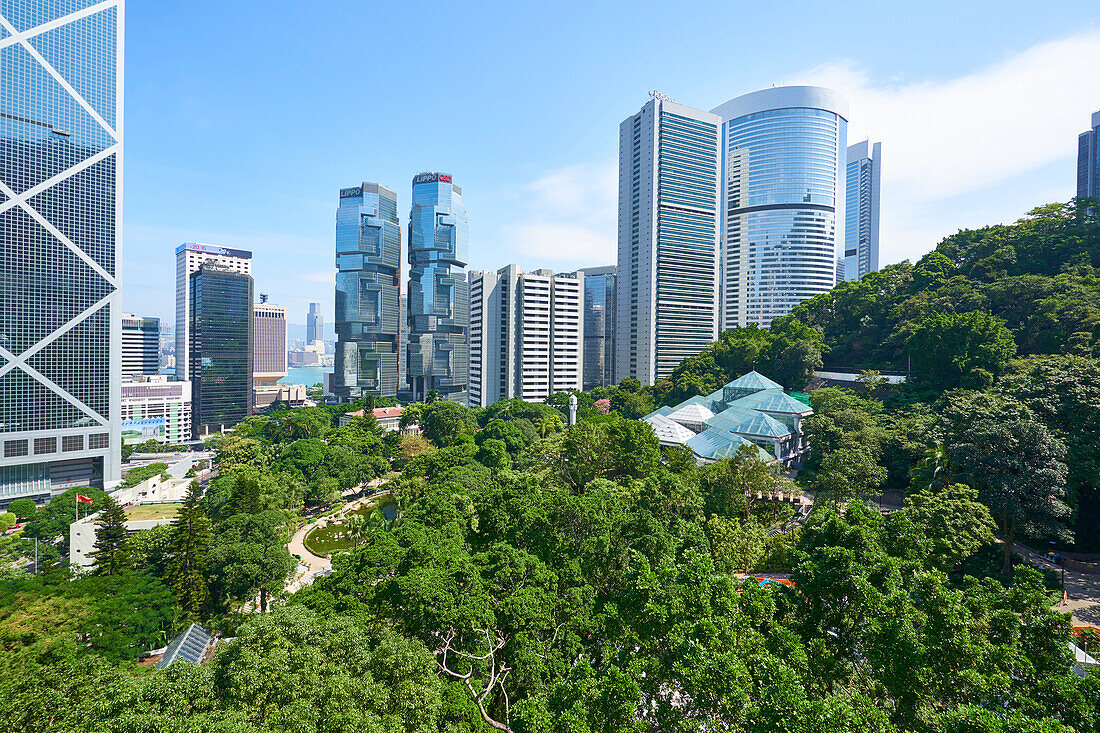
283,476 -> 392,594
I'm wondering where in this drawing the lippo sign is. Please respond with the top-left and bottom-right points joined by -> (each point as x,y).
412,172 -> 452,185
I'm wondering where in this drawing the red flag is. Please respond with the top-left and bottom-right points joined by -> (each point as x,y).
76,494 -> 93,505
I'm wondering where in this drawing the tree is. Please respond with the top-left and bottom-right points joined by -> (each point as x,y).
948,418 -> 1070,570
0,512 -> 15,531
475,438 -> 509,472
164,481 -> 212,617
908,311 -> 1017,391
904,483 -> 995,570
700,443 -> 790,519
420,400 -> 476,447
812,443 -> 888,499
999,355 -> 1100,550
89,496 -> 130,576
210,510 -> 294,613
8,498 -> 35,522
706,514 -> 768,572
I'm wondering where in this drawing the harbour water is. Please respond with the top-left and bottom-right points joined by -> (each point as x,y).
280,366 -> 332,386
161,365 -> 332,387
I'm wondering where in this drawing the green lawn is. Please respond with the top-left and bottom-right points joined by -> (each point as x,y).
302,499 -> 396,557
124,503 -> 181,522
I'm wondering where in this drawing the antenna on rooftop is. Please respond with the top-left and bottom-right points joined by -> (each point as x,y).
259,293 -> 268,304
649,90 -> 673,102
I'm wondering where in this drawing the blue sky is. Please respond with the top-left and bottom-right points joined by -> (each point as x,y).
123,0 -> 1100,326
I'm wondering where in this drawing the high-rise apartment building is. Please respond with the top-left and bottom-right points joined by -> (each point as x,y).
175,243 -> 251,381
122,314 -> 160,378
467,266 -> 584,407
252,302 -> 287,385
334,183 -> 401,400
712,86 -> 848,327
842,141 -> 882,281
307,302 -> 323,345
0,0 -> 124,505
407,172 -> 468,402
1078,110 -> 1100,201
575,266 -> 616,390
615,97 -> 721,386
189,263 -> 253,436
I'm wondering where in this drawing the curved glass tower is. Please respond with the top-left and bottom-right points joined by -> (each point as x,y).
407,173 -> 468,403
335,183 -> 401,399
711,87 -> 848,328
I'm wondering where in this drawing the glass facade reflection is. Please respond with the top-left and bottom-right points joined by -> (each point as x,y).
190,264 -> 253,436
0,0 -> 123,502
407,173 -> 468,403
712,87 -> 848,328
578,266 -> 616,390
843,141 -> 881,281
334,183 -> 401,399
1078,111 -> 1100,201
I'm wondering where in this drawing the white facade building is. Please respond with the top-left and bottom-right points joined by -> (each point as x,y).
252,302 -> 288,385
615,97 -> 721,386
121,376 -> 192,446
174,243 -> 252,382
711,86 -> 848,328
843,141 -> 882,281
468,267 -> 584,406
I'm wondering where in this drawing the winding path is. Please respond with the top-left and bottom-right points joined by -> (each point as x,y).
284,476 -> 391,593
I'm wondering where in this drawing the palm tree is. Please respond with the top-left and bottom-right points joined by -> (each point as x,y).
389,493 -> 409,530
366,507 -> 387,532
910,443 -> 952,493
344,514 -> 368,548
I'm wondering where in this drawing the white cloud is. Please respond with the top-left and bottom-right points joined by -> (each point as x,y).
786,29 -> 1100,262
500,162 -> 617,265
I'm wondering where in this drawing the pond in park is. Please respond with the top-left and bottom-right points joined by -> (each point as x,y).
302,498 -> 397,557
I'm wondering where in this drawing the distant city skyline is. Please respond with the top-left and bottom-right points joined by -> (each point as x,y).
118,2 -> 1100,326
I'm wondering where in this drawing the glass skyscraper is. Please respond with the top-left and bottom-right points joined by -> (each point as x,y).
189,263 -> 253,437
306,302 -> 323,344
712,86 -> 848,328
334,182 -> 401,400
407,172 -> 468,403
615,97 -> 720,385
0,0 -> 123,504
1078,110 -> 1100,202
577,265 -> 616,390
843,140 -> 881,281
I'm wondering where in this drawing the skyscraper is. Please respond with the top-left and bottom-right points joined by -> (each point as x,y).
122,314 -> 160,378
467,266 -> 584,407
0,0 -> 124,504
334,183 -> 401,400
306,302 -> 323,345
712,86 -> 848,327
252,302 -> 287,385
407,172 -> 468,403
189,262 -> 253,437
175,243 -> 251,381
576,265 -> 616,390
842,141 -> 882,281
1078,110 -> 1100,201
615,96 -> 721,386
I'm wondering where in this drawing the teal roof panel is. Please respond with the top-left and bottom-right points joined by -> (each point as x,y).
686,428 -> 775,462
705,405 -> 791,439
727,389 -> 813,415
